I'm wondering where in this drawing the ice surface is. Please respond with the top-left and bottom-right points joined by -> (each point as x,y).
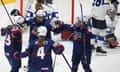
1,33 -> 120,72
0,0 -> 120,72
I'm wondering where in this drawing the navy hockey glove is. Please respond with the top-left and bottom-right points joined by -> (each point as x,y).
1,28 -> 6,36
54,44 -> 64,54
54,20 -> 63,28
14,52 -> 20,60
82,26 -> 90,34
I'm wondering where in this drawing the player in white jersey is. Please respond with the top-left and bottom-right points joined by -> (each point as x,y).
91,0 -> 118,54
42,0 -> 59,20
26,0 -> 44,20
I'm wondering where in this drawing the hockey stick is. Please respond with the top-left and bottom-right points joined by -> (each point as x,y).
79,1 -> 88,64
52,54 -> 57,72
1,0 -> 14,25
61,53 -> 72,70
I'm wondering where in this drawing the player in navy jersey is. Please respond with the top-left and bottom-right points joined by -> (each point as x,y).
26,9 -> 60,43
53,17 -> 104,72
14,26 -> 64,72
1,16 -> 24,72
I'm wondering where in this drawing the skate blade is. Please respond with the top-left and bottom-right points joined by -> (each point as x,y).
95,52 -> 107,56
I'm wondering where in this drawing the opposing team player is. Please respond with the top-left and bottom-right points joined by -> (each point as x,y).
1,16 -> 24,72
26,0 -> 44,20
43,0 -> 59,20
91,0 -> 118,54
105,0 -> 119,48
14,26 -> 64,72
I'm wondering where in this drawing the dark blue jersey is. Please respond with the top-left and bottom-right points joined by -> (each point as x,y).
60,24 -> 104,53
2,25 -> 22,56
20,38 -> 62,69
27,18 -> 60,43
27,18 -> 52,43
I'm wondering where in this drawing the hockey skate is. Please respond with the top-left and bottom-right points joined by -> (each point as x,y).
96,47 -> 107,56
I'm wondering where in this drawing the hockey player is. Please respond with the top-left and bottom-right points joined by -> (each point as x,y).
25,10 -> 60,69
1,16 -> 24,72
70,17 -> 93,72
26,0 -> 44,20
105,0 -> 119,48
10,9 -> 26,28
14,26 -> 64,72
91,0 -> 118,54
27,9 -> 60,43
10,9 -> 21,16
53,16 -> 104,72
42,0 -> 59,20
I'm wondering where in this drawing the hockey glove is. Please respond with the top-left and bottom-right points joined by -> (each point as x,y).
1,28 -> 6,36
82,26 -> 90,35
54,20 -> 63,28
108,40 -> 118,48
14,52 -> 20,60
54,44 -> 64,54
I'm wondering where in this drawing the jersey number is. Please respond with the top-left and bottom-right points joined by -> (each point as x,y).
92,0 -> 109,7
37,46 -> 45,60
5,34 -> 11,46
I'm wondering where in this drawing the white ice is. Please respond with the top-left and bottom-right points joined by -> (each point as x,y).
1,31 -> 120,72
1,0 -> 120,72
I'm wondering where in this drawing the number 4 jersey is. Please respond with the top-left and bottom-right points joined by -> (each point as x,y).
92,0 -> 114,20
19,38 -> 62,70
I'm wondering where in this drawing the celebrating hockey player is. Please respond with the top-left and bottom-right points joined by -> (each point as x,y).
70,17 -> 93,72
91,0 -> 118,54
1,16 -> 24,72
53,16 -> 104,72
27,9 -> 60,43
14,26 -> 64,72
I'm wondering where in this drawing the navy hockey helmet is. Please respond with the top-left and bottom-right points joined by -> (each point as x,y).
45,0 -> 53,4
37,0 -> 44,3
10,9 -> 21,16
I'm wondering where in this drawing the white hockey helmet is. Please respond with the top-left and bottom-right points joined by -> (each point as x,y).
36,10 -> 46,17
51,17 -> 62,24
50,17 -> 63,28
14,15 -> 25,24
75,15 -> 90,23
37,26 -> 47,36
